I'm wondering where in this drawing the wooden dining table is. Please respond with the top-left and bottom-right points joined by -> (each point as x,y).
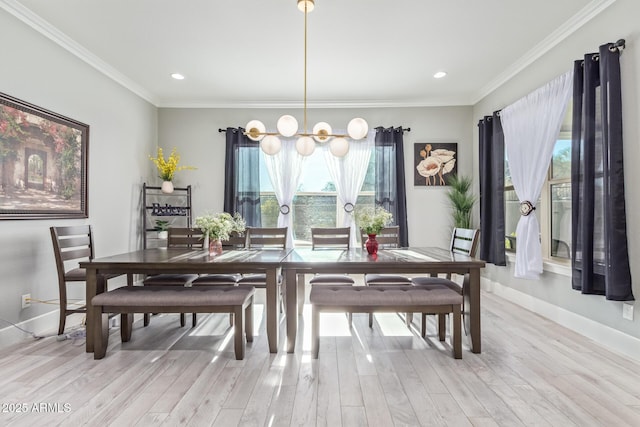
80,247 -> 290,353
282,247 -> 486,353
81,246 -> 485,356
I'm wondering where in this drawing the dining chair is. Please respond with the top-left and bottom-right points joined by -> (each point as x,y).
143,227 -> 203,326
50,225 -> 132,335
308,227 -> 355,324
411,227 -> 480,289
237,227 -> 287,311
309,227 -> 355,285
411,227 -> 480,334
360,226 -> 412,327
190,231 -> 247,326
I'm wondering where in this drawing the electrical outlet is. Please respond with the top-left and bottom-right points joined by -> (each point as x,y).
21,293 -> 31,309
622,303 -> 634,321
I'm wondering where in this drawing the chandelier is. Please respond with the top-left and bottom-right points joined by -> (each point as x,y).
244,0 -> 368,157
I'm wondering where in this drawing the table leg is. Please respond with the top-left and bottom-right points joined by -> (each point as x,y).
467,267 -> 481,353
286,269 -> 298,353
85,269 -> 97,352
266,268 -> 279,353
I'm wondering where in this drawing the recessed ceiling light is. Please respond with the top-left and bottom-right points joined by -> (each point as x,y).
171,73 -> 185,80
433,71 -> 447,79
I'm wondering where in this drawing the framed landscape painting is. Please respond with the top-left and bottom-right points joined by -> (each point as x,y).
414,142 -> 458,186
0,92 -> 88,219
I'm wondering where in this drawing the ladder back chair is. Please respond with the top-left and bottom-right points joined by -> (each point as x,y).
50,225 -> 131,335
361,226 -> 412,327
411,227 -> 480,335
190,231 -> 247,326
143,227 -> 203,327
309,227 -> 355,285
309,227 -> 356,323
237,227 -> 287,311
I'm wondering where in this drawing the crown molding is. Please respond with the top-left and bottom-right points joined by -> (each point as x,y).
156,98 -> 474,109
472,0 -> 617,105
0,0 -> 158,105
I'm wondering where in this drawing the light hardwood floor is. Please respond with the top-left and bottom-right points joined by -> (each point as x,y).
1,290 -> 640,426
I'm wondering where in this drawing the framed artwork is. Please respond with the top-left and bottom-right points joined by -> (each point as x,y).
0,92 -> 89,219
414,142 -> 458,186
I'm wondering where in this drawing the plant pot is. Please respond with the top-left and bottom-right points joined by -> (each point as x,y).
161,181 -> 174,194
157,230 -> 168,240
365,234 -> 378,255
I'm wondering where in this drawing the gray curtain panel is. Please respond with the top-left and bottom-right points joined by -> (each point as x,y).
223,127 -> 262,227
478,113 -> 506,266
374,126 -> 409,247
571,43 -> 633,301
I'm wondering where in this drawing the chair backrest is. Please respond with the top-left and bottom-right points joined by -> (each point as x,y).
224,231 -> 247,249
311,227 -> 350,250
361,226 -> 401,249
167,227 -> 204,248
450,228 -> 480,257
50,225 -> 95,275
246,227 -> 287,249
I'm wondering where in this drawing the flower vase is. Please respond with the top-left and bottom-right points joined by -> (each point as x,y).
208,238 -> 223,256
161,181 -> 174,194
365,234 -> 379,255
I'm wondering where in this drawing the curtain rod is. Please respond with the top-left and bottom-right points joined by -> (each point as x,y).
218,127 -> 411,133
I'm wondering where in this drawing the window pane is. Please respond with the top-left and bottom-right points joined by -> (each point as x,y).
258,149 -> 376,244
550,183 -> 571,258
504,189 -> 519,250
551,139 -> 571,180
504,154 -> 512,187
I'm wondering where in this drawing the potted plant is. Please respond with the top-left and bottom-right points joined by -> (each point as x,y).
445,174 -> 476,229
155,219 -> 170,239
149,147 -> 196,193
195,212 -> 246,255
355,206 -> 393,255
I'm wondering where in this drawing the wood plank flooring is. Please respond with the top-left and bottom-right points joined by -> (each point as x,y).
1,290 -> 639,426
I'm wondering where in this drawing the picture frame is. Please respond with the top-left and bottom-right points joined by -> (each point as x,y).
413,142 -> 458,186
0,92 -> 89,219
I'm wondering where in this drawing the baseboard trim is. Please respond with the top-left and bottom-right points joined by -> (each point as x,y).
482,278 -> 640,362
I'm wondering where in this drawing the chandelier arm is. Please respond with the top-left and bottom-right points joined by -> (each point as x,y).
243,131 -> 350,139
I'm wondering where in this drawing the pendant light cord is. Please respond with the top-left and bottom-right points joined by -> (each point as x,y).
303,2 -> 308,134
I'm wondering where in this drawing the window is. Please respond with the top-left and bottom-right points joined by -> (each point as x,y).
258,149 -> 375,244
505,106 -> 572,262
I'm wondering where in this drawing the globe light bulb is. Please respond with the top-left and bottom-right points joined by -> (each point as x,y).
296,136 -> 316,156
260,135 -> 282,155
347,118 -> 369,140
245,120 -> 266,141
277,115 -> 299,137
312,122 -> 333,143
329,137 -> 349,157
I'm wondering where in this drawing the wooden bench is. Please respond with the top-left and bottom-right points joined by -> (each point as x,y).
91,285 -> 254,360
310,285 -> 463,359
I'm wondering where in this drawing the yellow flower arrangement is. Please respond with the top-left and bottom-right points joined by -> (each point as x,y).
149,147 -> 196,181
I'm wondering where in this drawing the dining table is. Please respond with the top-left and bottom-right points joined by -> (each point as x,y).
282,247 -> 486,353
80,247 -> 290,353
81,246 -> 485,356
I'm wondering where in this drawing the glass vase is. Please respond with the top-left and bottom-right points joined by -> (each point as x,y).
365,234 -> 378,255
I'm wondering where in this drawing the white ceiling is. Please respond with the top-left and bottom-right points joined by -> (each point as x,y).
3,0 -> 611,108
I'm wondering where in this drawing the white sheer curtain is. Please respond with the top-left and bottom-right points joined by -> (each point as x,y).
323,130 -> 375,248
501,70 -> 573,279
263,137 -> 305,248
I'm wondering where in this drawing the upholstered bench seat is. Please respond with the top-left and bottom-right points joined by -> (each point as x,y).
310,285 -> 462,359
91,285 -> 254,360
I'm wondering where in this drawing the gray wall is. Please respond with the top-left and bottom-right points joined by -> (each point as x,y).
473,0 -> 640,340
158,106 -> 473,249
0,10 -> 157,345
